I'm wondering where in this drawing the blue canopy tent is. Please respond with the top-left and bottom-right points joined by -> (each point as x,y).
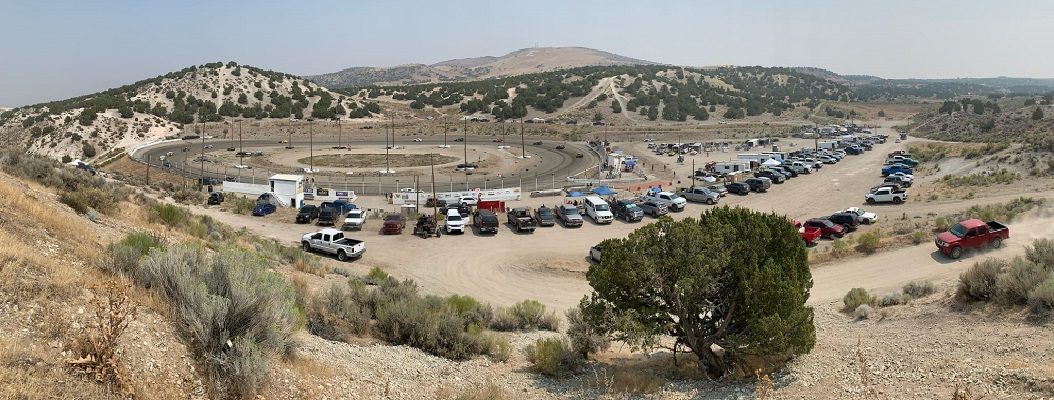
592,186 -> 616,196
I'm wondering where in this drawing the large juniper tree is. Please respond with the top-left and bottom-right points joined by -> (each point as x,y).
580,206 -> 815,378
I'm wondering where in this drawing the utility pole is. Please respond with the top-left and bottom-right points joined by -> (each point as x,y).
337,118 -> 342,149
463,117 -> 468,164
145,155 -> 150,186
519,117 -> 526,158
309,118 -> 314,173
443,125 -> 448,147
430,153 -> 438,221
200,122 -> 206,191
390,114 -> 396,150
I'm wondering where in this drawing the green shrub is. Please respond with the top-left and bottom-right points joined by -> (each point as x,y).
149,203 -> 190,227
956,259 -> 1005,302
524,337 -> 579,378
447,295 -> 493,327
842,288 -> 874,313
1027,278 -> 1054,316
59,191 -> 90,214
511,300 -> 545,329
489,307 -> 521,331
996,257 -> 1049,305
363,266 -> 390,285
228,196 -> 255,215
488,335 -> 511,363
911,230 -> 928,245
374,296 -> 488,360
855,230 -> 881,254
1025,238 -> 1054,268
308,283 -> 371,340
902,281 -> 935,298
831,239 -> 850,256
566,308 -> 609,358
136,245 -> 299,399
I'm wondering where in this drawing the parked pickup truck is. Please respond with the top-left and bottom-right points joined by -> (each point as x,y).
679,186 -> 720,205
474,210 -> 500,234
865,187 -> 908,204
793,220 -> 822,246
881,165 -> 913,177
507,207 -> 537,233
556,204 -> 584,227
935,219 -> 1009,259
534,206 -> 556,227
642,191 -> 687,211
342,209 -> 366,231
301,228 -> 365,261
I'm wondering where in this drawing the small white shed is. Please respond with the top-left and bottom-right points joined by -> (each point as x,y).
268,174 -> 305,208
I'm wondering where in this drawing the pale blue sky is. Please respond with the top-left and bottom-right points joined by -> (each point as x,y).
2,0 -> 1052,106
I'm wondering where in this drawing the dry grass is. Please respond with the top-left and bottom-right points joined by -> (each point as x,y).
450,381 -> 508,400
0,337 -> 116,400
0,178 -> 98,259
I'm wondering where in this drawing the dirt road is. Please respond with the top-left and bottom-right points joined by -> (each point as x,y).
188,122 -> 1054,314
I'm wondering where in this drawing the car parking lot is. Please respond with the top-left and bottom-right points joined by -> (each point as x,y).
190,123 -> 1038,313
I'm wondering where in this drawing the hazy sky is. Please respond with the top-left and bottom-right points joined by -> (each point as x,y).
2,0 -> 1052,106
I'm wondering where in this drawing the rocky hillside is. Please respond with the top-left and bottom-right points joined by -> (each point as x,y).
909,96 -> 1054,152
307,47 -> 658,87
0,62 -> 380,162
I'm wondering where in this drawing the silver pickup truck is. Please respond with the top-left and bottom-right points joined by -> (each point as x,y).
301,228 -> 365,261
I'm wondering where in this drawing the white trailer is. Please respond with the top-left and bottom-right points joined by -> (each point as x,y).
712,160 -> 754,174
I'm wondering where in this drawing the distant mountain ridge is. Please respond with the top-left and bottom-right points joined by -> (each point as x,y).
307,46 -> 659,88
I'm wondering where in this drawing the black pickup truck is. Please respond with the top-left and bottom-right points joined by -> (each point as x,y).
474,210 -> 500,234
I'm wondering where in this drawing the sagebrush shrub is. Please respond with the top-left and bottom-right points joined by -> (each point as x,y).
524,337 -> 579,378
363,266 -> 390,285
843,288 -> 874,313
855,231 -> 881,254
853,304 -> 873,320
878,292 -> 903,307
902,281 -> 935,298
956,259 -> 1005,302
136,244 -> 299,398
1026,238 -> 1054,268
1028,278 -> 1054,316
996,257 -> 1049,305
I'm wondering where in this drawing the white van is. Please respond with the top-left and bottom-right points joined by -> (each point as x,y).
583,196 -> 614,224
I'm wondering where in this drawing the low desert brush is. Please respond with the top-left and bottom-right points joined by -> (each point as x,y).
68,281 -> 137,393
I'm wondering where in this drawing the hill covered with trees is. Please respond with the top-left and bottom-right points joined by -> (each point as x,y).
337,65 -> 854,122
0,62 -> 380,161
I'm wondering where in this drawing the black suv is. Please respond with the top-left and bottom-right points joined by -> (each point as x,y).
744,177 -> 771,193
755,170 -> 785,184
725,182 -> 750,195
827,212 -> 861,232
296,205 -> 319,223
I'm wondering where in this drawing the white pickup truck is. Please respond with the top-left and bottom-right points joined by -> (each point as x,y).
642,191 -> 688,211
342,209 -> 365,231
301,228 -> 365,261
865,187 -> 907,204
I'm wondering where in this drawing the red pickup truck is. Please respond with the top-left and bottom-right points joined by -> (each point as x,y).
793,220 -> 822,246
935,219 -> 1009,259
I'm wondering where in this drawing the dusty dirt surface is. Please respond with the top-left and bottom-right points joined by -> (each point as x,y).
296,153 -> 460,168
189,122 -> 1054,315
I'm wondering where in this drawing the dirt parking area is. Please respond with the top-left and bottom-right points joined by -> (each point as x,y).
188,122 -> 1054,314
